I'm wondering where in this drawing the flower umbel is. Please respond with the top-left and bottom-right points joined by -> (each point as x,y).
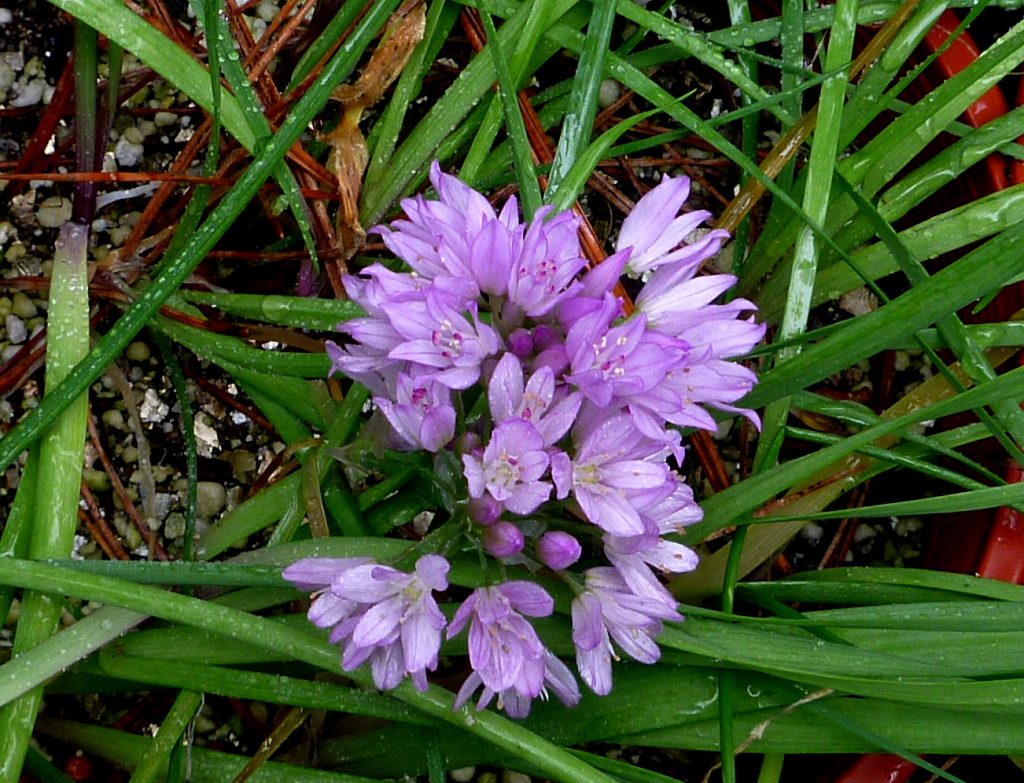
294,164 -> 762,715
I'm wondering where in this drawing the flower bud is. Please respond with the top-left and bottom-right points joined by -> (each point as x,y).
483,521 -> 525,558
532,324 -> 561,352
536,531 -> 581,570
508,328 -> 534,357
454,431 -> 481,455
468,496 -> 502,526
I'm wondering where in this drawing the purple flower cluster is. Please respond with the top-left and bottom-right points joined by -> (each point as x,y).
288,163 -> 763,715
283,555 -> 449,692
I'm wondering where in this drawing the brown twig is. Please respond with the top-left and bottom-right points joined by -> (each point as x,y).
817,484 -> 869,569
86,414 -> 169,561
6,58 -> 76,199
245,0 -> 317,84
79,483 -> 131,560
117,115 -> 215,269
691,430 -> 732,493
183,368 -> 275,433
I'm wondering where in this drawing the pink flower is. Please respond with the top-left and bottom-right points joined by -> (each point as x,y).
571,567 -> 682,695
603,479 -> 702,607
552,414 -> 676,536
449,582 -> 578,716
616,175 -> 730,276
374,372 -> 456,452
384,289 -> 501,389
454,651 -> 580,718
284,555 -> 449,692
564,295 -> 687,409
507,207 -> 587,317
488,352 -> 582,446
462,419 -> 552,515
373,161 -> 520,294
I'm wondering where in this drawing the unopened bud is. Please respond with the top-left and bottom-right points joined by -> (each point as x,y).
536,531 -> 581,570
508,328 -> 534,357
469,495 -> 502,526
483,521 -> 524,558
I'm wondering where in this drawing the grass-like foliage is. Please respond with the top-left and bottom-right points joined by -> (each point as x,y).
2,1 -> 1024,782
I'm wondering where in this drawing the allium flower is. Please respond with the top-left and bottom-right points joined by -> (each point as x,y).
462,419 -> 552,515
326,266 -> 479,394
552,414 -> 675,536
327,323 -> 401,396
488,352 -> 582,447
284,557 -> 373,628
373,161 -> 520,291
449,582 -> 577,716
454,650 -> 581,718
506,206 -> 587,318
374,372 -> 456,452
383,289 -> 500,389
303,162 -> 767,710
604,520 -> 698,609
636,268 -> 741,336
571,566 -> 683,695
564,295 -> 688,409
284,555 -> 449,692
631,357 -> 762,432
643,476 -> 704,535
616,175 -> 730,277
635,263 -> 764,369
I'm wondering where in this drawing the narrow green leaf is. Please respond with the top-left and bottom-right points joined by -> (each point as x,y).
477,6 -> 542,217
620,698 -> 1024,754
36,718 -> 379,783
0,608 -> 144,706
546,105 -> 661,213
546,0 -> 616,194
758,0 -> 858,469
744,222 -> 1024,412
98,651 -> 431,724
614,0 -> 795,125
129,691 -> 203,783
0,221 -> 92,781
156,316 -> 328,378
688,363 -> 1024,541
759,182 -> 1024,320
365,0 -> 461,186
151,332 -> 198,561
772,567 -> 1024,601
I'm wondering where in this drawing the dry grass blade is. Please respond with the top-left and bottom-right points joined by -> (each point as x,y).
229,708 -> 313,783
327,0 -> 427,260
